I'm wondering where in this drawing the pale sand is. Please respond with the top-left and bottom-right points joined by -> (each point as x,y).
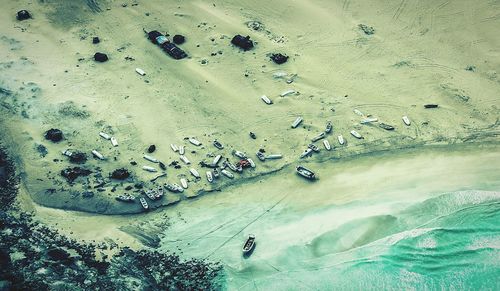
0,0 -> 499,256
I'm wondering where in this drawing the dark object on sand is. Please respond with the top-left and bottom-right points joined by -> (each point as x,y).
358,24 -> 375,35
242,234 -> 256,256
249,132 -> 256,139
61,167 -> 91,183
148,30 -> 163,43
173,34 -> 185,45
424,104 -> 439,108
379,123 -> 395,131
47,248 -> 71,262
159,162 -> 166,171
69,152 -> 87,164
44,128 -> 63,142
270,53 -> 288,64
94,52 -> 108,62
147,145 -> 156,153
110,168 -> 130,180
17,10 -> 31,21
161,42 -> 187,59
82,191 -> 94,198
231,35 -> 254,51
92,37 -> 100,44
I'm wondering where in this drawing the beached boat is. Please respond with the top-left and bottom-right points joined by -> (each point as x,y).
180,178 -> 188,189
323,139 -> 331,151
170,144 -> 179,152
291,116 -> 303,128
212,154 -> 222,166
350,130 -> 363,139
296,166 -> 316,180
213,140 -> 224,149
62,149 -> 73,157
242,234 -> 256,255
379,123 -> 395,130
233,151 -> 247,159
360,117 -> 378,124
99,132 -> 111,140
139,197 -> 149,210
308,144 -> 320,152
154,187 -> 164,199
189,138 -> 202,146
142,166 -> 157,172
221,169 -> 234,179
143,154 -> 159,163
280,89 -> 296,97
261,95 -> 273,105
115,194 -> 135,202
337,135 -> 345,145
325,121 -> 332,133
424,104 -> 438,108
402,116 -> 411,126
247,158 -> 256,168
225,160 -> 239,172
92,150 -> 105,160
145,190 -> 156,200
111,137 -> 118,147
249,132 -> 257,139
135,68 -> 145,76
179,145 -> 185,155
266,154 -> 282,159
180,155 -> 191,165
165,183 -> 183,193
300,148 -> 313,158
190,168 -> 201,179
312,132 -> 325,142
206,171 -> 214,183
161,42 -> 187,60
256,151 -> 266,161
172,183 -> 184,192
353,109 -> 364,116
213,168 -> 220,178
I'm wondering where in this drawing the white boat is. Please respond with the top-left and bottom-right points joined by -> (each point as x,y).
261,95 -> 273,105
172,183 -> 184,192
323,139 -> 331,151
142,166 -> 157,172
311,132 -> 325,142
143,155 -> 159,163
360,117 -> 378,124
170,144 -> 179,152
62,149 -> 73,157
99,132 -> 111,140
213,168 -> 220,178
353,109 -> 364,116
325,121 -> 332,134
300,148 -> 313,158
190,168 -> 200,178
212,154 -> 222,166
92,150 -> 105,160
180,178 -> 188,189
180,155 -> 191,164
256,151 -> 266,161
110,137 -> 118,147
308,144 -> 320,152
291,116 -> 303,128
296,166 -> 316,180
247,158 -> 256,168
234,151 -> 247,159
135,68 -> 146,76
337,135 -> 345,145
206,171 -> 213,183
350,130 -> 363,139
213,140 -> 224,149
139,197 -> 149,210
221,169 -> 234,179
178,145 -> 184,155
188,138 -> 202,146
402,116 -> 411,126
266,154 -> 282,159
280,89 -> 296,97
242,234 -> 256,256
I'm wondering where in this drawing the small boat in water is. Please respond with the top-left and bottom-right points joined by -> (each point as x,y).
189,138 -> 202,146
291,116 -> 303,128
213,140 -> 224,149
139,197 -> 149,210
325,121 -> 332,134
242,234 -> 256,256
337,135 -> 345,145
379,123 -> 395,131
350,130 -> 363,139
402,116 -> 411,126
296,166 -> 316,180
323,139 -> 331,151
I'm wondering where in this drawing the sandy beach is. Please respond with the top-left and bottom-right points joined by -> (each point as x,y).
0,0 -> 499,289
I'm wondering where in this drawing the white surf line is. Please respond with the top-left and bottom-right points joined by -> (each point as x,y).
204,194 -> 289,259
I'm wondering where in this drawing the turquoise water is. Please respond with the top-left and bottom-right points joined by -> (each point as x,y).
223,191 -> 500,290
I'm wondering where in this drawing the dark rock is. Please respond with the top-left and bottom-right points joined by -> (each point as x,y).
424,104 -> 439,108
110,168 -> 130,180
124,185 -> 133,191
147,145 -> 156,153
92,37 -> 100,44
134,182 -> 143,189
16,10 -> 31,21
130,161 -> 137,166
44,128 -> 63,142
270,53 -> 288,64
94,52 -> 108,62
173,34 -> 185,45
61,167 -> 91,183
231,35 -> 254,51
259,148 -> 266,153
69,152 -> 87,164
82,191 -> 94,198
